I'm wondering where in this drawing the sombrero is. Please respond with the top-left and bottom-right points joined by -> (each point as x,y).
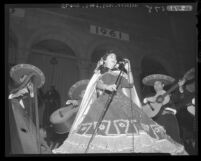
10,64 -> 45,88
142,74 -> 175,86
68,79 -> 89,100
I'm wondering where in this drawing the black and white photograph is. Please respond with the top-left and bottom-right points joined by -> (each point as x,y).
5,3 -> 198,156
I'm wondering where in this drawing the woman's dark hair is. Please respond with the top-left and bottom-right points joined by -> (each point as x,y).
99,50 -> 119,74
102,50 -> 116,61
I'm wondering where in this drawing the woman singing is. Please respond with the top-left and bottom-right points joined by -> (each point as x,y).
53,51 -> 187,155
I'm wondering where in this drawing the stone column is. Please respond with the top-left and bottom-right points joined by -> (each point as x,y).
77,58 -> 91,80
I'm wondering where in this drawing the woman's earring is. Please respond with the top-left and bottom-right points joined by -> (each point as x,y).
100,58 -> 104,65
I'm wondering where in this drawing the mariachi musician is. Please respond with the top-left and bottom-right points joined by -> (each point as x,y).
8,64 -> 51,154
177,80 -> 195,116
175,80 -> 196,154
142,74 -> 183,144
49,79 -> 89,135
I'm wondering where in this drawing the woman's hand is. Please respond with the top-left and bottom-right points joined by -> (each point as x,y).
123,59 -> 130,72
143,98 -> 148,104
105,84 -> 117,92
49,142 -> 59,150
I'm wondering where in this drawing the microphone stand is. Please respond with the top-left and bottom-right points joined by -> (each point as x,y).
32,78 -> 41,153
84,63 -> 125,153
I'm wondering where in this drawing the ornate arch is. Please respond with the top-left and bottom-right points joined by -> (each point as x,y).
25,26 -> 81,59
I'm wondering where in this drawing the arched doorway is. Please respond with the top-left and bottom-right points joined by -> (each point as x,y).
27,39 -> 79,127
140,56 -> 169,98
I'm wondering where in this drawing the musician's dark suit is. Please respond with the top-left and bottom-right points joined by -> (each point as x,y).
144,91 -> 181,144
173,83 -> 196,154
152,100 -> 181,144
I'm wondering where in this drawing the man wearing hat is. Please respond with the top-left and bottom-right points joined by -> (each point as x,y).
9,64 -> 45,121
175,80 -> 196,154
142,74 -> 182,144
66,79 -> 89,107
49,79 -> 89,144
177,81 -> 195,116
8,64 -> 51,154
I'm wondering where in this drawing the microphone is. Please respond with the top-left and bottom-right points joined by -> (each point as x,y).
118,58 -> 128,64
116,58 -> 128,73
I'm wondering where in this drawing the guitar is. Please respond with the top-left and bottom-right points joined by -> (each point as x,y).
142,68 -> 195,118
49,105 -> 79,134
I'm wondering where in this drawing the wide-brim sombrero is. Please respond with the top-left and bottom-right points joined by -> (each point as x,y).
10,64 -> 45,88
142,74 -> 175,86
68,79 -> 89,100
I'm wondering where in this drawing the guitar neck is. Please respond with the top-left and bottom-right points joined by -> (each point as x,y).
162,68 -> 194,98
162,82 -> 179,98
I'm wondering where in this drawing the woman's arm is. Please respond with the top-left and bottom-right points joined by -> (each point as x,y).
127,71 -> 134,87
121,76 -> 133,88
96,79 -> 116,92
121,59 -> 134,88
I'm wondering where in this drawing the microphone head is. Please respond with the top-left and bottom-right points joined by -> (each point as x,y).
118,57 -> 128,63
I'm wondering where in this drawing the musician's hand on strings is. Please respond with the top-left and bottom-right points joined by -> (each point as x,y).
66,100 -> 72,105
178,79 -> 185,93
143,98 -> 148,104
106,84 -> 117,92
143,97 -> 155,104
